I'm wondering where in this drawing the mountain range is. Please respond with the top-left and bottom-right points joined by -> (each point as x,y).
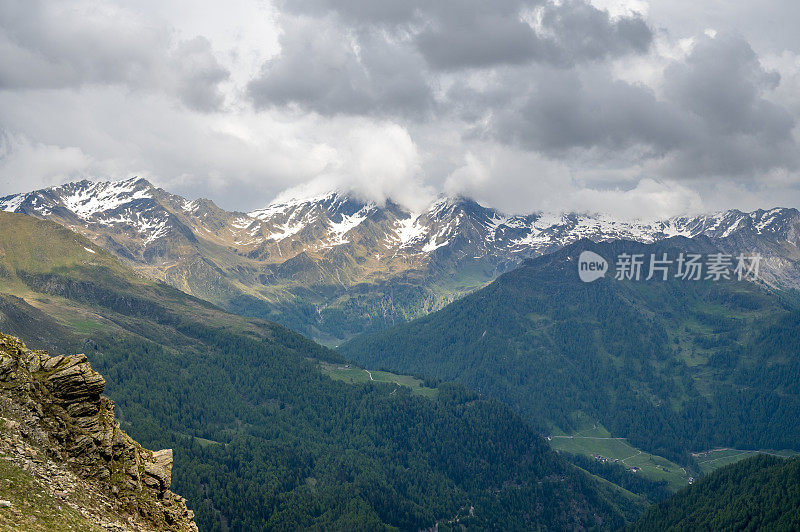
3,177 -> 800,343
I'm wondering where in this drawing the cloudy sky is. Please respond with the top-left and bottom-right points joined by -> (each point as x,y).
1,0 -> 799,218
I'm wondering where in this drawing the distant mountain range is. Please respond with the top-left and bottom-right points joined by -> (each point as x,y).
3,177 -> 800,342
3,182 -> 800,529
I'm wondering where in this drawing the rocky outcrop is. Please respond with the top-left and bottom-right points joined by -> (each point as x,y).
0,333 -> 197,531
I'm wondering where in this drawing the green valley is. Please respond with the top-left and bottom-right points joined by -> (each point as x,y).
693,448 -> 797,474
5,0 -> 800,527
549,424 -> 690,490
320,361 -> 438,398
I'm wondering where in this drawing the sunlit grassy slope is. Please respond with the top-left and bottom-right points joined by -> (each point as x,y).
0,454 -> 102,532
549,424 -> 690,490
320,361 -> 438,398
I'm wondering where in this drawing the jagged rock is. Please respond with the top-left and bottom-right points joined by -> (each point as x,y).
144,449 -> 173,490
45,354 -> 106,400
0,332 -> 197,531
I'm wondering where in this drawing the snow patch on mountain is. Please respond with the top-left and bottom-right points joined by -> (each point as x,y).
485,214 -> 514,240
58,178 -> 153,219
721,217 -> 744,238
754,209 -> 783,233
138,216 -> 170,245
422,237 -> 450,253
394,215 -> 428,247
248,192 -> 341,221
182,199 -> 199,213
231,217 -> 253,229
322,209 -> 370,248
92,208 -> 171,245
266,220 -> 306,241
0,193 -> 26,213
660,220 -> 695,238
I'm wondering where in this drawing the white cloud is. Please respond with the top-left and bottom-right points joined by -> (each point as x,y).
443,144 -> 702,219
566,178 -> 703,220
0,132 -> 96,193
274,122 -> 435,212
589,0 -> 649,19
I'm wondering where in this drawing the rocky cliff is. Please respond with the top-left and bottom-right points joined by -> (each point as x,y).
0,332 -> 196,531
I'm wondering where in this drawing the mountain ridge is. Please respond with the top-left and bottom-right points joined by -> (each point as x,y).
4,177 -> 797,250
629,454 -> 800,531
3,178 -> 799,342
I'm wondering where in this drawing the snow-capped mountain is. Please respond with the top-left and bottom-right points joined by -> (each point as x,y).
2,178 -> 799,342
0,177 -> 169,243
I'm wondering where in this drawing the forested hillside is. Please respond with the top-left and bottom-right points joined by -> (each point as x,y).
341,237 -> 800,464
629,455 -> 800,530
0,211 -> 636,530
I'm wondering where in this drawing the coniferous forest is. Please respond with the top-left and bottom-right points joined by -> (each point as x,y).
630,455 -> 800,531
0,213 -> 632,530
1,212 -> 799,530
342,239 -> 800,463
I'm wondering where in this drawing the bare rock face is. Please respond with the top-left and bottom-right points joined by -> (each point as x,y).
144,449 -> 173,490
0,333 -> 197,531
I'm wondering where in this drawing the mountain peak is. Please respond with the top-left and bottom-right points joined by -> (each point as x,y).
54,176 -> 156,194
248,190 -> 343,219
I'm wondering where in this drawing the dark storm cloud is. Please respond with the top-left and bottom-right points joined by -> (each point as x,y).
248,17 -> 433,116
248,0 -> 652,115
659,33 -> 797,177
665,34 -> 788,137
0,0 -> 230,112
484,67 -> 686,153
248,1 -> 797,182
468,32 -> 797,179
414,11 -> 548,70
415,0 -> 650,70
3,0 -> 800,217
277,0 -> 651,68
538,1 -> 651,64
